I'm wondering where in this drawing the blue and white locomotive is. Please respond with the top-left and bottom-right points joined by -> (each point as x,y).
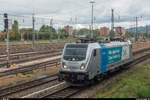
58,40 -> 133,85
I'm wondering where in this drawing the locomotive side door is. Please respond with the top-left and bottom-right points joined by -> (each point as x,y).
93,49 -> 98,75
97,49 -> 101,74
88,49 -> 99,79
93,49 -> 101,75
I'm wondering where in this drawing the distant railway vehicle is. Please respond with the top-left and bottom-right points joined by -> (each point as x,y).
58,40 -> 133,86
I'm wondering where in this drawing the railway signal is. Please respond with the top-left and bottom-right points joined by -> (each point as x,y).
4,13 -> 8,32
4,13 -> 11,68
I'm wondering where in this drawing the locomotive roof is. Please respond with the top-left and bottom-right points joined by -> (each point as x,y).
67,41 -> 131,45
65,41 -> 131,49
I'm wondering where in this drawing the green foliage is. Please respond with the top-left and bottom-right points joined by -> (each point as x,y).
72,30 -> 78,38
12,20 -> 20,40
20,25 -> 60,41
39,25 -> 56,34
39,25 -> 57,40
116,77 -> 122,82
110,30 -> 115,39
58,29 -> 69,39
32,70 -> 37,73
136,87 -> 150,98
26,74 -> 32,77
24,78 -> 33,83
75,28 -> 99,38
20,28 -> 32,41
93,29 -> 100,38
95,64 -> 150,98
17,73 -> 23,77
11,82 -> 17,86
126,32 -> 134,38
78,28 -> 90,35
0,33 -> 4,41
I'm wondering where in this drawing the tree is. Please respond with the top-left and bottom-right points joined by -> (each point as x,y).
59,29 -> 69,39
12,20 -> 20,40
110,30 -> 115,39
93,29 -> 100,38
0,33 -> 3,41
9,30 -> 15,40
20,28 -> 33,41
39,25 -> 57,40
78,28 -> 90,35
72,29 -> 78,38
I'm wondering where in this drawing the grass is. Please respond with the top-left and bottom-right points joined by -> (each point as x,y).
17,73 -> 24,77
95,64 -> 150,98
23,78 -> 33,83
32,70 -> 37,74
101,80 -> 108,85
26,74 -> 32,77
11,82 -> 17,86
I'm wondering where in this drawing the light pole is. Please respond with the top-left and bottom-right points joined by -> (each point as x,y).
90,0 -> 95,39
49,17 -> 53,42
32,13 -> 35,47
111,9 -> 114,39
135,16 -> 142,42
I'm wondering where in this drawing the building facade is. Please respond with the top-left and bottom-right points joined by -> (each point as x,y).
115,27 -> 126,36
100,27 -> 110,36
64,25 -> 73,37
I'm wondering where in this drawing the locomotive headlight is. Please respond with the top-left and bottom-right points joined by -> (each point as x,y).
63,64 -> 67,69
80,65 -> 85,70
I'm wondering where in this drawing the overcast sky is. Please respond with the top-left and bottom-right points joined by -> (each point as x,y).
0,0 -> 150,29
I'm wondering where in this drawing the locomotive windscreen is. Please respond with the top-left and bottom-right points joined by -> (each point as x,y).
66,44 -> 88,48
63,44 -> 88,61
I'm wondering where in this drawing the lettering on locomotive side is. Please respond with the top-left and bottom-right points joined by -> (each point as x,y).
101,45 -> 123,73
107,47 -> 122,65
100,44 -> 131,74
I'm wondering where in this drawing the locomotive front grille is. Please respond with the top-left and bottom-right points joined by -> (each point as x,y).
59,71 -> 89,82
70,66 -> 78,70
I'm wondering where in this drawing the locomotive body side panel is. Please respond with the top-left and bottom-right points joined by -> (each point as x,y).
100,42 -> 133,73
100,45 -> 123,73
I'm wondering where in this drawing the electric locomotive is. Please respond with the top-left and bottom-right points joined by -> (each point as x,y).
58,39 -> 133,86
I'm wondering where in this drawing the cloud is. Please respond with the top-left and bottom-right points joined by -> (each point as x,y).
0,0 -> 149,29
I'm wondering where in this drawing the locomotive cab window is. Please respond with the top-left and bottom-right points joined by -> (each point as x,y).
93,49 -> 96,57
63,44 -> 88,61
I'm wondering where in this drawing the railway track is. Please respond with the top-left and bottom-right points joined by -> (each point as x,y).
0,58 -> 61,77
0,50 -> 62,68
0,44 -> 65,55
0,49 -> 62,59
0,74 -> 58,98
41,86 -> 82,98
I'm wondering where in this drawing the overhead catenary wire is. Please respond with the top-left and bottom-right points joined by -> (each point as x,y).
0,12 -> 149,32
